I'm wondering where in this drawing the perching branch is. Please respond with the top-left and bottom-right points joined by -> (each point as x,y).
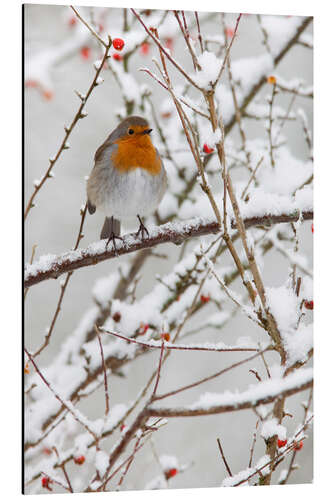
24,210 -> 313,288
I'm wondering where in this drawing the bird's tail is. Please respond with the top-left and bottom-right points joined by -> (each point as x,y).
100,217 -> 121,240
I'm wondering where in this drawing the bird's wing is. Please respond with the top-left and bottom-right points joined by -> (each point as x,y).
87,199 -> 96,214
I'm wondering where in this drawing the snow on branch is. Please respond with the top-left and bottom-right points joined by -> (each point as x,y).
25,210 -> 313,288
147,367 -> 313,418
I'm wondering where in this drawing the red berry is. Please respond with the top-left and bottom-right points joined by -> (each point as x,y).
311,223 -> 314,233
304,300 -> 314,310
200,294 -> 210,303
41,476 -> 53,491
113,38 -> 125,51
25,79 -> 38,88
112,311 -> 121,322
43,447 -> 52,455
80,46 -> 91,60
42,89 -> 54,101
120,423 -> 127,432
165,468 -> 178,479
113,53 -> 123,61
140,42 -> 150,55
203,144 -> 214,154
68,16 -> 77,27
165,37 -> 173,51
74,455 -> 85,465
277,439 -> 287,448
226,27 -> 235,38
161,333 -> 170,342
294,440 -> 303,451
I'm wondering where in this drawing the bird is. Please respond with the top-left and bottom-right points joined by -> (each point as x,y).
86,116 -> 167,250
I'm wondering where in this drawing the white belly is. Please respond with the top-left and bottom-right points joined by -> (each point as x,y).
99,167 -> 165,218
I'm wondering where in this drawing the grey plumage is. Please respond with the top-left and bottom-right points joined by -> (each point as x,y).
100,217 -> 121,239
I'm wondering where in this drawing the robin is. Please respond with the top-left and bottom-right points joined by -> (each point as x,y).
86,116 -> 167,249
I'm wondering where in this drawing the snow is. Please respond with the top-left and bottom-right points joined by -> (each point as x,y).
254,454 -> 271,476
175,367 -> 313,411
222,467 -> 255,487
261,418 -> 286,440
95,449 -> 109,477
260,16 -> 308,57
159,454 -> 179,471
266,286 -> 313,366
193,51 -> 221,89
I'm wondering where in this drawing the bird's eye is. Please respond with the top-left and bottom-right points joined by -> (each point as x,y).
128,128 -> 134,135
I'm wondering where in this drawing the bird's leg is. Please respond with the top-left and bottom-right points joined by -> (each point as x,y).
106,216 -> 123,252
135,215 -> 149,240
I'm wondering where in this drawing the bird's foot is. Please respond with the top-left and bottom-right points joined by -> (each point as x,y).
105,232 -> 124,254
135,215 -> 149,240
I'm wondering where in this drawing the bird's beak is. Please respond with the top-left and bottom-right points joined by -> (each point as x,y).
142,128 -> 153,135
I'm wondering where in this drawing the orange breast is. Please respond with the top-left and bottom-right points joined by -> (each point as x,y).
111,136 -> 161,175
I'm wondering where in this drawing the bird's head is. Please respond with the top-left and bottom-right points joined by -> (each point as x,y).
113,116 -> 153,145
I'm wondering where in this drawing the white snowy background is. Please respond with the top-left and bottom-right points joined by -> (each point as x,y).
24,4 -> 313,493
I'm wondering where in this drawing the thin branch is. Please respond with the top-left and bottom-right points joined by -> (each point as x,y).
24,38 -> 112,219
146,376 -> 313,418
217,438 -> 233,476
241,157 -> 264,200
213,14 -> 242,87
32,203 -> 87,357
25,349 -> 98,441
151,340 -> 165,400
131,9 -> 203,91
153,349 -> 270,402
70,5 -> 108,48
99,328 -> 261,353
95,325 -> 110,416
248,420 -> 259,467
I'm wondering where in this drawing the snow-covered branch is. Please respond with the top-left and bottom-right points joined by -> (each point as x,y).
25,210 -> 313,288
147,368 -> 313,418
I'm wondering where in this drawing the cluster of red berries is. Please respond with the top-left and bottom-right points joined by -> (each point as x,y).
200,294 -> 210,304
277,439 -> 304,451
304,300 -> 314,310
161,333 -> 170,341
112,38 -> 125,61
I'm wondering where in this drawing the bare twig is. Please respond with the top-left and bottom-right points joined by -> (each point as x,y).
24,38 -> 112,219
95,325 -> 110,416
70,5 -> 108,48
32,203 -> 87,357
217,438 -> 233,476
